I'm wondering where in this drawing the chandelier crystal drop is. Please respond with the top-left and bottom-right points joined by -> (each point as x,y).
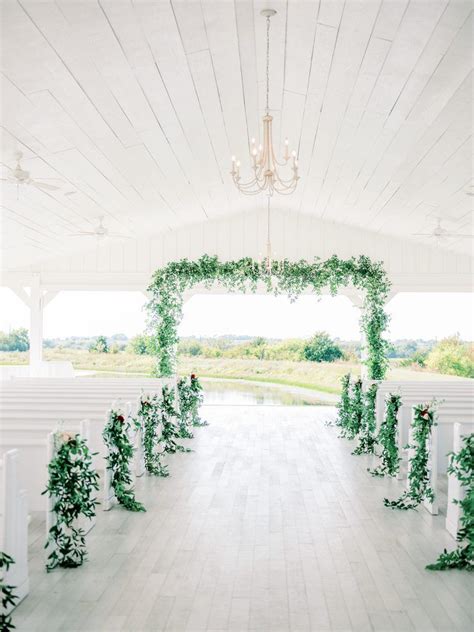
230,9 -> 300,196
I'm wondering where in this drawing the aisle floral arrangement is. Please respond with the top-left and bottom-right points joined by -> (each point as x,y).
353,382 -> 378,455
384,402 -> 437,510
368,393 -> 402,477
159,386 -> 190,454
427,433 -> 473,571
43,432 -> 99,571
137,393 -> 169,477
0,552 -> 18,631
103,409 -> 146,512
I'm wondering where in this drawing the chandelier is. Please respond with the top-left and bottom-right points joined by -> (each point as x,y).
230,9 -> 299,196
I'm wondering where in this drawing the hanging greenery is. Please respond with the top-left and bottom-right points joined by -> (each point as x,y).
368,393 -> 402,477
384,403 -> 436,510
427,433 -> 473,571
137,394 -> 169,478
176,378 -> 195,438
160,386 -> 191,454
43,433 -> 99,572
353,383 -> 379,455
340,378 -> 363,440
335,374 -> 352,431
0,552 -> 18,632
103,409 -> 146,512
189,375 -> 208,426
147,255 -> 390,378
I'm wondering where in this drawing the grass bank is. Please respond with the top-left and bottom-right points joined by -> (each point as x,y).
0,349 -> 466,394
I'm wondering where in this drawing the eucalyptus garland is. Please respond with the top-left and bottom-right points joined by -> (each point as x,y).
0,552 -> 18,631
43,433 -> 99,571
103,410 -> 146,512
368,393 -> 402,477
340,378 -> 363,440
176,378 -> 195,438
147,255 -> 390,378
384,403 -> 436,510
137,394 -> 169,477
427,433 -> 473,571
160,386 -> 191,454
353,383 -> 378,455
335,374 -> 351,431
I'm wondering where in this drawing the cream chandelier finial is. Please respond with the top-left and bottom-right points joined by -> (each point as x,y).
230,8 -> 300,196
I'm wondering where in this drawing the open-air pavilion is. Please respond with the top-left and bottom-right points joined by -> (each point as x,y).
1,1 -> 473,630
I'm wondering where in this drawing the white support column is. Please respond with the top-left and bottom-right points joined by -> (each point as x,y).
343,291 -> 368,379
29,275 -> 44,369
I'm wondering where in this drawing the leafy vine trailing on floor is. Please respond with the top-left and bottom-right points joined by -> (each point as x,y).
160,386 -> 191,454
384,403 -> 436,510
0,552 -> 18,631
427,433 -> 473,571
103,409 -> 146,512
147,255 -> 390,379
137,394 -> 169,477
368,393 -> 402,477
176,378 -> 195,439
340,378 -> 363,440
353,382 -> 379,455
335,373 -> 351,430
43,433 -> 99,572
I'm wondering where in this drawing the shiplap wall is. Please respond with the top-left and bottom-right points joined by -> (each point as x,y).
7,209 -> 471,293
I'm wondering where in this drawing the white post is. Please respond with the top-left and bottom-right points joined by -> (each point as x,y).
29,275 -> 44,371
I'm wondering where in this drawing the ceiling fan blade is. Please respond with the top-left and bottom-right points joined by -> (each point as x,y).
412,233 -> 433,236
69,232 -> 97,237
108,232 -> 133,239
443,234 -> 474,238
32,181 -> 61,191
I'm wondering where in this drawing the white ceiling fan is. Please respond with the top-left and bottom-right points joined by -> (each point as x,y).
1,151 -> 75,196
413,218 -> 473,241
69,216 -> 132,241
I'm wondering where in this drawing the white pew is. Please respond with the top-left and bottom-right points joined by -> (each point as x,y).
0,450 -> 29,611
446,422 -> 473,538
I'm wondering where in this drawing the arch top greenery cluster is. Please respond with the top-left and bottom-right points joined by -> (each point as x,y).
147,254 -> 391,379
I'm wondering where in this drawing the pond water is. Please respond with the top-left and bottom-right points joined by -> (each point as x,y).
201,378 -> 332,406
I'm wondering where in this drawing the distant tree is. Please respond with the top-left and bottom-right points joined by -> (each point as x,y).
426,335 -> 474,378
127,333 -> 159,356
0,328 -> 30,352
303,332 -> 344,363
89,335 -> 109,354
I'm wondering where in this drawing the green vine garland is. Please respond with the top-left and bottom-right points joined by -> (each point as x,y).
335,374 -> 351,431
368,393 -> 402,477
176,378 -> 195,438
340,378 -> 363,440
384,403 -> 436,510
137,394 -> 169,477
0,552 -> 18,631
189,375 -> 208,427
103,410 -> 146,512
147,255 -> 390,378
353,383 -> 378,455
427,433 -> 473,571
160,386 -> 191,454
43,433 -> 99,571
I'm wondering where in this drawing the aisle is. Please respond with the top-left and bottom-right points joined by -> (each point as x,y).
14,406 -> 473,632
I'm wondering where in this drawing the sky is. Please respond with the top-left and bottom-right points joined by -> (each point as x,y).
0,287 -> 473,341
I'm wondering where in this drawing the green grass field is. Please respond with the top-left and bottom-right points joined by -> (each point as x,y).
0,349 -> 466,394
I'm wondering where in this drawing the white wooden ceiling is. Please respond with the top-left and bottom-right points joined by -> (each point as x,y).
1,0 -> 473,271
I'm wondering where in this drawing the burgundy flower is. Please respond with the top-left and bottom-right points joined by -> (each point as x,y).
191,373 -> 196,379
117,415 -> 125,423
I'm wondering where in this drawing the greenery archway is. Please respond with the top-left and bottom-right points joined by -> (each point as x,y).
147,254 -> 391,379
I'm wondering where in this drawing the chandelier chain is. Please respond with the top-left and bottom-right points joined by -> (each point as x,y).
265,16 -> 270,114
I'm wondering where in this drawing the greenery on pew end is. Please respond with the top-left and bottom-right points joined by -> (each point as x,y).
384,403 -> 437,510
43,433 -> 99,571
159,386 -> 191,454
353,382 -> 378,455
103,410 -> 146,512
368,393 -> 402,477
137,394 -> 169,478
0,552 -> 18,631
427,433 -> 473,572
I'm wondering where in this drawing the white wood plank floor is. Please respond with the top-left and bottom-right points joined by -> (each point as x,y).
13,405 -> 474,632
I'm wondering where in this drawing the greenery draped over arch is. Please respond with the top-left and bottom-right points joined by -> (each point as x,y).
147,254 -> 391,379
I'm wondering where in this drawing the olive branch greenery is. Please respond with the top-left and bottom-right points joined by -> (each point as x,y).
353,382 -> 378,455
384,403 -> 436,510
147,255 -> 390,379
0,552 -> 18,631
103,410 -> 146,512
137,394 -> 169,477
43,433 -> 99,572
368,393 -> 402,477
427,433 -> 473,571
